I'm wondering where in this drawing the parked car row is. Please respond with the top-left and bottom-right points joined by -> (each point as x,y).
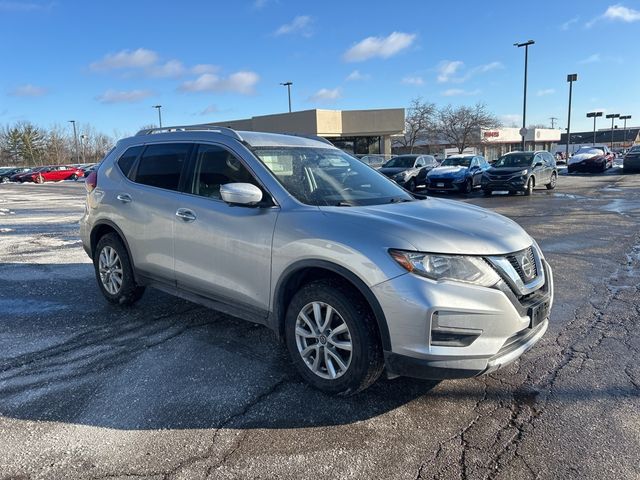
623,145 -> 640,173
0,164 -> 96,183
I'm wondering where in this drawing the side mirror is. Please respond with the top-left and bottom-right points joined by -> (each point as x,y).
220,183 -> 263,206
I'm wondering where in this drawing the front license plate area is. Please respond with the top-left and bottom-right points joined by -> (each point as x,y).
528,300 -> 550,328
437,182 -> 444,187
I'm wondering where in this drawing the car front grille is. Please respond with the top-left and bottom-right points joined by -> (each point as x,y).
507,246 -> 538,283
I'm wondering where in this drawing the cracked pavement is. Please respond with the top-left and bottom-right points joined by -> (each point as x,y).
0,169 -> 638,479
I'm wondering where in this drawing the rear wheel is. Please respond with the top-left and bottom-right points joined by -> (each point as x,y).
1,177 -> 9,183
546,172 -> 557,190
285,279 -> 383,396
70,173 -> 78,181
524,177 -> 534,196
94,233 -> 145,305
35,174 -> 44,184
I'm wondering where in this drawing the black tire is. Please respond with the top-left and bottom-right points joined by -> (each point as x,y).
70,173 -> 78,181
93,233 -> 145,306
35,174 -> 44,184
546,172 -> 557,190
482,189 -> 492,196
285,279 -> 384,396
463,178 -> 473,194
524,177 -> 534,196
1,177 -> 8,183
567,166 -> 574,174
406,178 -> 416,192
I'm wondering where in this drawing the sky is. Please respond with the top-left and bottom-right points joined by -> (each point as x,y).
1,0 -> 639,137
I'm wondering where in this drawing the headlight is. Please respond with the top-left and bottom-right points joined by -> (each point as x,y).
389,250 -> 501,287
520,169 -> 528,176
395,171 -> 410,180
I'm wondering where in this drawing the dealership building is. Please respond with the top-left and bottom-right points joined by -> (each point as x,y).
557,127 -> 640,153
211,108 -> 405,156
478,127 -> 561,160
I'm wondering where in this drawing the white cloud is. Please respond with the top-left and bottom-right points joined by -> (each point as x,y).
346,70 -> 370,81
0,1 -> 54,12
472,61 -> 503,74
437,60 -> 464,83
96,89 -> 153,104
10,84 -> 48,97
274,15 -> 313,36
579,53 -> 601,64
200,105 -> 219,115
179,71 -> 259,95
500,114 -> 522,126
537,88 -> 556,96
586,4 -> 640,27
308,87 -> 341,103
560,16 -> 579,30
441,88 -> 480,97
402,76 -> 424,86
603,4 -> 640,22
148,59 -> 186,78
191,64 -> 219,75
90,48 -> 159,71
343,32 -> 416,62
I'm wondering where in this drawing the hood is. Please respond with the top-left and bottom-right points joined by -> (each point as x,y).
379,167 -> 410,176
428,166 -> 468,178
319,197 -> 532,255
568,152 -> 603,165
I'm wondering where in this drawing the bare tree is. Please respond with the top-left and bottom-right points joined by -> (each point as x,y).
397,97 -> 436,153
436,103 -> 501,153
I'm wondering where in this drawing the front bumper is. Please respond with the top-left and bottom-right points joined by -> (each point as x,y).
426,177 -> 466,191
374,257 -> 553,380
481,176 -> 527,192
568,159 -> 605,171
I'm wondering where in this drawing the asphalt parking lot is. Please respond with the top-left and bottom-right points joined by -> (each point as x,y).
0,167 -> 639,480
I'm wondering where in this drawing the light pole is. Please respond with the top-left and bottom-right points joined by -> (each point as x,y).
280,81 -> 293,113
514,40 -> 534,151
68,120 -> 79,163
80,134 -> 87,163
586,111 -> 603,146
153,105 -> 163,127
565,74 -> 577,160
620,115 -> 632,149
606,113 -> 620,150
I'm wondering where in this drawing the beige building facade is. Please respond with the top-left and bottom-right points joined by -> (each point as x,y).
210,108 -> 405,156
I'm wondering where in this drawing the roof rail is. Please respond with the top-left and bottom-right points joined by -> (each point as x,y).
284,133 -> 334,146
135,124 -> 243,141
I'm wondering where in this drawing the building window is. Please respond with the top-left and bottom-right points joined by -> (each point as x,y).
327,136 -> 381,155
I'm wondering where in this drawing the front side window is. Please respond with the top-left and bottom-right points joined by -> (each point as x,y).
253,147 -> 412,206
190,144 -> 259,199
134,143 -> 190,191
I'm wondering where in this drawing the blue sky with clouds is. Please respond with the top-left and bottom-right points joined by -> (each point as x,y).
1,0 -> 639,135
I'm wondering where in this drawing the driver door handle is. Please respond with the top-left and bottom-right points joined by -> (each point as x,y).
176,208 -> 197,222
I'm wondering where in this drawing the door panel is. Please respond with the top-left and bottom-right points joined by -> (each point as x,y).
173,143 -> 278,312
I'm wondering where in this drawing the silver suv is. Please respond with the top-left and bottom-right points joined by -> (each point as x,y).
80,126 -> 553,395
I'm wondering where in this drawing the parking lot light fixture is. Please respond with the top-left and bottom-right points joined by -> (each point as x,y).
565,74 -> 578,159
153,105 -> 163,128
605,113 -> 620,150
514,40 -> 535,151
620,115 -> 632,148
280,82 -> 293,113
586,111 -> 603,146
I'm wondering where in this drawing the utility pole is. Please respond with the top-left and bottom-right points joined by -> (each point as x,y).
68,120 -> 79,163
280,81 -> 293,113
549,117 -> 558,129
565,74 -> 577,160
153,105 -> 163,127
605,113 -> 620,150
514,40 -> 535,151
586,111 -> 603,146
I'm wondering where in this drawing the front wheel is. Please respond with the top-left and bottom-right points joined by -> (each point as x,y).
1,177 -> 9,183
70,173 -> 78,181
406,178 -> 416,192
524,177 -> 534,196
463,178 -> 473,194
483,189 -> 492,196
546,172 -> 557,190
35,175 -> 44,184
94,233 -> 145,305
285,280 -> 384,396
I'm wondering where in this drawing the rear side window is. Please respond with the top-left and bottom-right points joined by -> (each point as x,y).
117,146 -> 143,178
134,143 -> 191,191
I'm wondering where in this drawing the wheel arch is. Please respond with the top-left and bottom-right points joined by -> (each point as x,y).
271,260 -> 392,351
90,220 -> 137,279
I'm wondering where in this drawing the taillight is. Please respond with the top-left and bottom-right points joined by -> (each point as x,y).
85,171 -> 97,192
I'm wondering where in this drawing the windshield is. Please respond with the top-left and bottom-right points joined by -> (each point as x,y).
441,157 -> 471,167
383,156 -> 416,168
493,153 -> 533,168
253,147 -> 413,206
576,147 -> 604,155
628,146 -> 640,153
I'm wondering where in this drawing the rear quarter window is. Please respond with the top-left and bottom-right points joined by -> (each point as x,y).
117,146 -> 143,179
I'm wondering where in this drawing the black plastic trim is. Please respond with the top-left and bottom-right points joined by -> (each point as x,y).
384,351 -> 482,380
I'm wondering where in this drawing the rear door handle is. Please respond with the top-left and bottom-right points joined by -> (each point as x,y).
176,208 -> 197,222
116,193 -> 132,203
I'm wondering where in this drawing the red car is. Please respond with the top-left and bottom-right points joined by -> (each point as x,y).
567,146 -> 615,173
14,165 -> 84,183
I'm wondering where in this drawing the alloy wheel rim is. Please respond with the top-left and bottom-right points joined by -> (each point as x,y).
98,246 -> 123,295
295,301 -> 352,380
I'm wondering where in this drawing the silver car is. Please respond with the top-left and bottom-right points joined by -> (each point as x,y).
80,126 -> 553,395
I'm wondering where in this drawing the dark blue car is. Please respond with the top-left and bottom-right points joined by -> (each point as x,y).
426,155 -> 490,194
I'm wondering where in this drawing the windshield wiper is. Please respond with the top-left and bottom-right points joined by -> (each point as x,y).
389,197 -> 412,203
336,201 -> 355,207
